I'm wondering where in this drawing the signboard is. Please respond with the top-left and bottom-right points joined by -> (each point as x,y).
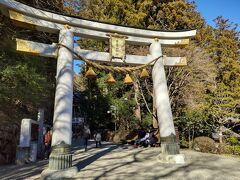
72,117 -> 84,124
110,34 -> 126,60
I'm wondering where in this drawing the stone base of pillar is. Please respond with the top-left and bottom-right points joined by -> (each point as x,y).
49,153 -> 73,170
41,166 -> 78,180
158,154 -> 185,164
41,142 -> 77,179
48,142 -> 73,170
159,134 -> 184,164
160,134 -> 180,155
161,142 -> 180,155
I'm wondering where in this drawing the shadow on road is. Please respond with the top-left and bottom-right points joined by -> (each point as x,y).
74,144 -> 119,171
0,160 -> 48,180
1,143 -> 240,180
0,141 -> 119,180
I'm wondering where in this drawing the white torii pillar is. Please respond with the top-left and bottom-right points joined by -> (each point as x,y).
42,26 -> 78,177
151,39 -> 184,163
51,26 -> 74,147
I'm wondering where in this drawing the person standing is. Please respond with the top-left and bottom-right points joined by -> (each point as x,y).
83,125 -> 91,151
95,131 -> 102,148
43,127 -> 52,159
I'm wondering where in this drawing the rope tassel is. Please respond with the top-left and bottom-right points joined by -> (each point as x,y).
106,72 -> 116,84
85,67 -> 96,78
140,68 -> 149,79
123,74 -> 133,85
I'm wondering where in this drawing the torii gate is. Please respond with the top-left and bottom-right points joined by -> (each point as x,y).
0,0 -> 196,178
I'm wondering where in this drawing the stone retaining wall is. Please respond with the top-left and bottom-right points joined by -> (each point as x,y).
0,124 -> 19,165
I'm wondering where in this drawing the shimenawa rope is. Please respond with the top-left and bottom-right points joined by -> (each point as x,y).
58,43 -> 163,73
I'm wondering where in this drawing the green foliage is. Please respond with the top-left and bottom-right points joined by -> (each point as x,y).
0,1 -> 59,123
0,49 -> 56,122
224,145 -> 240,156
76,0 -> 207,131
1,62 -> 45,104
75,64 -> 138,131
147,0 -> 204,30
175,110 -> 212,138
141,113 -> 152,128
75,0 -> 240,138
112,96 -> 138,129
203,17 -> 240,127
179,137 -> 189,148
78,0 -> 204,30
227,136 -> 239,146
78,0 -> 149,27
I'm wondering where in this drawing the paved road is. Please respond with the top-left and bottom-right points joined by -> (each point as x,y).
0,140 -> 240,180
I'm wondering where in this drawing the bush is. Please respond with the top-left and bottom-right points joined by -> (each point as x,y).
179,138 -> 189,148
226,136 -> 239,146
104,131 -> 115,141
224,145 -> 240,155
193,136 -> 217,153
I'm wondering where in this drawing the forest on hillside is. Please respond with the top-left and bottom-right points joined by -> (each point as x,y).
0,0 -> 239,160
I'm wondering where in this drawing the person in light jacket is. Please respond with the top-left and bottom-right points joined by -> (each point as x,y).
95,131 -> 102,148
83,125 -> 91,151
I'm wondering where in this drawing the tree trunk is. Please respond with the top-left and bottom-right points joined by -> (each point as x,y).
188,128 -> 191,149
152,90 -> 158,128
133,76 -> 141,123
219,125 -> 223,144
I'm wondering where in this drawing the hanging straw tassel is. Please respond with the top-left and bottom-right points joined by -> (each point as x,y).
106,72 -> 116,84
140,68 -> 150,79
85,67 -> 96,78
123,73 -> 133,85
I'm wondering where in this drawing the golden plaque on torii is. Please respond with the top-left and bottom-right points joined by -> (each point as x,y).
109,33 -> 126,61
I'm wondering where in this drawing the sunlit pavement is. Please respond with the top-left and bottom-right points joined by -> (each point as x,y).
0,140 -> 240,180
72,144 -> 240,180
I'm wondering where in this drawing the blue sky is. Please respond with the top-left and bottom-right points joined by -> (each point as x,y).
73,59 -> 82,74
73,36 -> 82,74
74,1 -> 240,74
195,0 -> 240,30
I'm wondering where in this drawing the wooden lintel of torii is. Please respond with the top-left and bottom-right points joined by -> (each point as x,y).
7,8 -> 190,46
0,4 -> 194,46
16,38 -> 187,66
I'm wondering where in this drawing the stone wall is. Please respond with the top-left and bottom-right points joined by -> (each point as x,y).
0,124 -> 19,165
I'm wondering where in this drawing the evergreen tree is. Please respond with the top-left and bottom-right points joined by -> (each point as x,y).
204,17 -> 240,142
0,0 -> 62,124
75,0 -> 207,130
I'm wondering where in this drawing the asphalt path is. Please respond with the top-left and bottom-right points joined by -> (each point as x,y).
0,140 -> 240,180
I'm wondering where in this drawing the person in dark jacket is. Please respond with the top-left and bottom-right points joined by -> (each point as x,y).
43,127 -> 52,159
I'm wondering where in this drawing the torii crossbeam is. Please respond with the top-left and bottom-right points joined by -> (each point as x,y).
0,0 -> 196,178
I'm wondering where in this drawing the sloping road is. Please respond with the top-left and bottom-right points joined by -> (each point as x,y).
0,140 -> 240,180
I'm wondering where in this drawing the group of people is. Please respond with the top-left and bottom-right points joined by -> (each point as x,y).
83,125 -> 102,151
134,127 -> 158,148
43,124 -> 158,160
43,125 -> 102,159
